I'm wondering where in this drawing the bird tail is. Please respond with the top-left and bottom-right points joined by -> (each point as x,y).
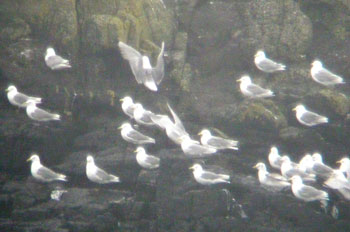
144,80 -> 158,92
320,117 -> 328,124
219,174 -> 230,181
110,175 -> 120,183
53,114 -> 61,120
29,97 -> 42,104
278,64 -> 286,71
55,63 -> 72,69
58,174 -> 68,182
148,138 -> 156,144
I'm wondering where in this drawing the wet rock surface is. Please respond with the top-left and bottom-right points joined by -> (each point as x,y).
1,0 -> 350,231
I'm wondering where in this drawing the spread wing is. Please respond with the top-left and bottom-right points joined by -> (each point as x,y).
37,166 -> 62,180
167,103 -> 186,133
246,84 -> 270,95
118,41 -> 144,83
152,42 -> 165,84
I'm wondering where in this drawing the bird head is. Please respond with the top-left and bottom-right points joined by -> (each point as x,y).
118,122 -> 130,130
311,60 -> 322,68
236,75 -> 251,84
292,104 -> 305,113
189,164 -> 202,171
254,50 -> 265,58
198,129 -> 211,137
5,85 -> 16,92
120,96 -> 132,103
134,147 -> 145,153
27,154 -> 40,162
46,47 -> 56,57
289,175 -> 302,184
253,162 -> 266,170
86,155 -> 94,164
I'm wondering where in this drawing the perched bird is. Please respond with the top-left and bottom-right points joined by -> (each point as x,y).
298,154 -> 314,174
118,41 -> 164,91
293,104 -> 328,127
310,153 -> 335,178
198,129 -> 238,150
290,175 -> 329,208
6,85 -> 41,108
280,156 -> 316,182
86,155 -> 120,184
253,162 -> 290,191
45,47 -> 71,70
237,75 -> 274,98
189,163 -> 230,185
311,60 -> 345,86
119,122 -> 155,144
268,146 -> 284,170
120,96 -> 136,118
135,147 -> 160,169
181,135 -> 217,157
337,157 -> 350,179
254,50 -> 286,73
25,100 -> 60,121
133,103 -> 156,126
27,154 -> 67,182
324,169 -> 350,190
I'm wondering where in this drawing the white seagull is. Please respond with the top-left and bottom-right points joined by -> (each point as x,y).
310,153 -> 335,178
118,122 -> 155,144
135,147 -> 160,169
45,47 -> 71,70
6,85 -> 41,108
253,162 -> 290,191
293,104 -> 328,127
118,41 -> 164,91
27,154 -> 67,182
198,129 -> 238,150
133,103 -> 156,126
268,146 -> 284,170
311,60 -> 345,86
120,96 -> 136,118
280,156 -> 316,182
150,114 -> 173,130
290,175 -> 329,208
237,75 -> 274,98
86,155 -> 120,184
25,100 -> 60,121
189,163 -> 230,185
298,154 -> 314,174
254,50 -> 286,73
337,157 -> 350,179
324,169 -> 350,190
181,135 -> 217,157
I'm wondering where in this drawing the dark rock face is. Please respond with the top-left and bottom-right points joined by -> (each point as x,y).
1,0 -> 350,231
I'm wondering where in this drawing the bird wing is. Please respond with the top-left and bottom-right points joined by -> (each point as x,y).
246,84 -> 270,95
313,163 -> 334,175
167,103 -> 186,133
145,155 -> 160,166
95,167 -> 113,181
315,69 -> 342,83
201,171 -> 225,180
300,111 -> 325,124
257,58 -> 283,72
13,93 -> 30,105
128,129 -> 154,142
207,136 -> 237,148
138,111 -> 155,124
118,41 -> 144,83
152,42 -> 165,84
268,173 -> 288,181
188,143 -> 216,154
37,166 -> 62,180
30,108 -> 56,120
46,56 -> 69,68
298,185 -> 324,199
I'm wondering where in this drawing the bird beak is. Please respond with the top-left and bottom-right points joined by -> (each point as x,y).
134,149 -> 138,153
292,107 -> 296,111
189,166 -> 194,170
236,78 -> 242,82
252,164 -> 258,169
118,126 -> 122,129
5,88 -> 9,92
336,161 -> 341,164
26,157 -> 32,162
119,98 -> 124,102
198,131 -> 202,136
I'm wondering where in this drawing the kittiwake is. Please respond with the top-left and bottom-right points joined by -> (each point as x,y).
293,104 -> 328,126
6,85 -> 41,108
119,122 -> 155,144
135,146 -> 160,169
25,100 -> 60,121
337,157 -> 350,179
268,146 -> 284,170
280,156 -> 316,182
181,135 -> 217,157
118,41 -> 164,91
27,154 -> 67,182
198,129 -> 238,150
86,155 -> 120,184
254,50 -> 286,73
253,162 -> 290,191
311,60 -> 345,86
189,163 -> 230,185
237,75 -> 274,98
45,47 -> 71,70
133,103 -> 156,126
120,96 -> 136,118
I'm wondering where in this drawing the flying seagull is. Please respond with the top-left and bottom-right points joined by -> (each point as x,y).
253,162 -> 290,191
135,147 -> 160,169
290,175 -> 329,208
311,60 -> 345,86
86,155 -> 120,184
198,129 -> 238,150
120,96 -> 136,118
6,85 -> 41,108
45,47 -> 71,70
189,163 -> 230,185
118,41 -> 164,91
27,154 -> 67,182
119,122 -> 155,144
25,100 -> 60,121
237,75 -> 274,98
254,50 -> 286,73
293,104 -> 328,127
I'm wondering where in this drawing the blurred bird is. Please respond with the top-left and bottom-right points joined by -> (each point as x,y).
135,147 -> 160,169
189,163 -> 230,185
253,162 -> 290,191
268,146 -> 284,170
311,60 -> 345,86
86,155 -> 120,184
25,100 -> 60,121
45,47 -> 71,70
27,154 -> 67,182
237,75 -> 274,98
293,104 -> 328,127
254,50 -> 286,73
120,96 -> 136,118
198,129 -> 238,150
6,85 -> 41,108
119,122 -> 155,144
